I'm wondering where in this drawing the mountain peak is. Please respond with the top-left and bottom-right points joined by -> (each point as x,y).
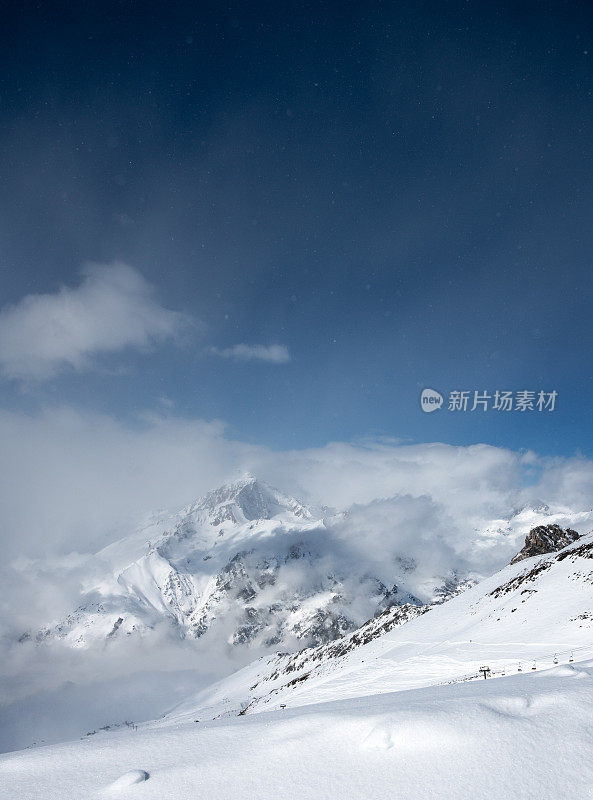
229,472 -> 258,489
194,475 -> 312,524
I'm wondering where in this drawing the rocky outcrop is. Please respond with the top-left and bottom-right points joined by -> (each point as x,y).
510,524 -> 580,565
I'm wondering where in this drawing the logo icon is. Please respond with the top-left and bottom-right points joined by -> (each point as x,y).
420,388 -> 443,413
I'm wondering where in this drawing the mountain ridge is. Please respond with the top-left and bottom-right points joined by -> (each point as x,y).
20,477 -> 593,665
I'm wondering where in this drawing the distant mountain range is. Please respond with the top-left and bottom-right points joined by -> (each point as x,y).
18,476 -> 593,665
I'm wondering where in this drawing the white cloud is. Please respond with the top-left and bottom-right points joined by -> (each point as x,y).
211,343 -> 290,363
0,405 -> 592,573
0,263 -> 191,380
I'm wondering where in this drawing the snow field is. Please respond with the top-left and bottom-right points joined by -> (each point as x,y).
2,659 -> 593,800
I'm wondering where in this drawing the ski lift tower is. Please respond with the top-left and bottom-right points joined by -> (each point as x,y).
479,665 -> 491,680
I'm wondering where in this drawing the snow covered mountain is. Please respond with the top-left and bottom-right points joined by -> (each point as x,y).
21,477 -> 593,663
24,476 -> 449,653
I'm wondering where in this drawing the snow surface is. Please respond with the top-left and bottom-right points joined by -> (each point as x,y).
104,769 -> 149,790
1,660 -> 593,800
2,532 -> 593,799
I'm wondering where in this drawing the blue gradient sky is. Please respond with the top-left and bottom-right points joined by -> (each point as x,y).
1,1 -> 592,454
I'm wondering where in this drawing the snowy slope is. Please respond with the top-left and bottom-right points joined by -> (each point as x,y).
2,662 -> 593,800
2,643 -> 593,798
164,531 -> 593,722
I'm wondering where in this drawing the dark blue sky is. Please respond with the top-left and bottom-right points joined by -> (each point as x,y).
1,0 -> 593,454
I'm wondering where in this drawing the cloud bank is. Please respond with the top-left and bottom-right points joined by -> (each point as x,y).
0,263 -> 190,380
0,406 -> 592,571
